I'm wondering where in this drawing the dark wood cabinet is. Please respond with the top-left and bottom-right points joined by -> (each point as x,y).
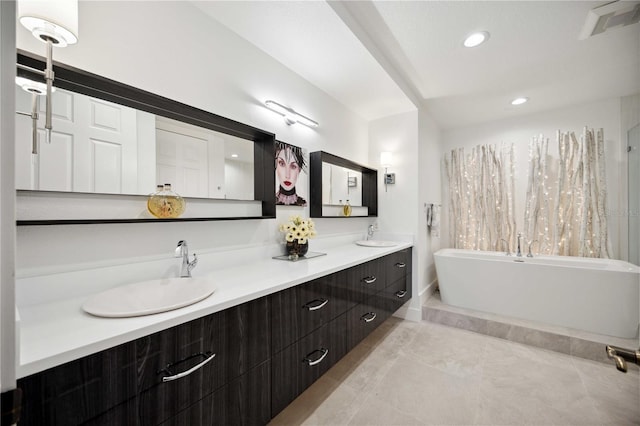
17,297 -> 270,426
17,248 -> 412,426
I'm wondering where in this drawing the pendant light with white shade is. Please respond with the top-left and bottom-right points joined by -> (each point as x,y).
17,0 -> 78,144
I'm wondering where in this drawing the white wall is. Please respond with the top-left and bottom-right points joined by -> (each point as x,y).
369,110 -> 422,319
15,1 -> 377,272
418,109 -> 442,296
442,97 -> 623,259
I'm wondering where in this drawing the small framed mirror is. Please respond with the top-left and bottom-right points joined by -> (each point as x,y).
309,151 -> 377,218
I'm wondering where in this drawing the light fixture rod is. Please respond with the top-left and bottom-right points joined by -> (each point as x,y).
31,94 -> 40,154
44,40 -> 54,143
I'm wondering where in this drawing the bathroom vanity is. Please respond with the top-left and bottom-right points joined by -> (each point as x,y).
16,244 -> 412,425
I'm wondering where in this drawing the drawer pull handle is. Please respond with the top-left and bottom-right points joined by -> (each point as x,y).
304,298 -> 329,311
361,312 -> 377,323
160,351 -> 216,383
363,276 -> 377,284
395,290 -> 407,298
303,348 -> 329,366
395,262 -> 406,268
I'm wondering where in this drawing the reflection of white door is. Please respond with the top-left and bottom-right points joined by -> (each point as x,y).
156,129 -> 209,197
154,118 -> 225,198
15,87 -> 139,193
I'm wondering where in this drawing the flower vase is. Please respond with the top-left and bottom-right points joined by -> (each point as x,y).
286,240 -> 309,259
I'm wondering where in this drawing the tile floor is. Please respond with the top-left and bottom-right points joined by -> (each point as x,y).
269,317 -> 640,426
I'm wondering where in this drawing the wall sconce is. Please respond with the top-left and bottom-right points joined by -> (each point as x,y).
17,0 -> 78,144
15,76 -> 55,154
380,151 -> 395,192
265,100 -> 319,128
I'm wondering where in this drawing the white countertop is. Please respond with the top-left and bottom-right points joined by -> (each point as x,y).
17,240 -> 412,378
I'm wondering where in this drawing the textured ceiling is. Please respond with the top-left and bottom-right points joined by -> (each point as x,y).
194,1 -> 640,129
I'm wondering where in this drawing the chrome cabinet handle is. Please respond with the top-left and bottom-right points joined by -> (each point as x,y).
395,262 -> 406,268
395,290 -> 407,298
160,352 -> 216,382
363,276 -> 377,284
303,348 -> 329,366
303,298 -> 329,311
361,312 -> 377,323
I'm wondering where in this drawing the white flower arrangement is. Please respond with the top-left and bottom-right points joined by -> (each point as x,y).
279,215 -> 317,244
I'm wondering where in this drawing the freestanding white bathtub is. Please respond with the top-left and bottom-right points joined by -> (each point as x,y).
434,248 -> 640,339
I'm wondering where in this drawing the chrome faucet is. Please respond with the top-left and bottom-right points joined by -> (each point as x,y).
175,240 -> 198,278
367,224 -> 375,240
516,233 -> 523,257
606,345 -> 640,373
527,240 -> 538,258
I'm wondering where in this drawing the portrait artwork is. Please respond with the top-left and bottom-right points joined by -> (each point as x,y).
275,141 -> 308,206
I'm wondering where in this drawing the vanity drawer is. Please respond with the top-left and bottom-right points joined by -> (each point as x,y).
380,277 -> 411,315
136,297 -> 269,424
346,295 -> 390,350
385,248 -> 411,285
271,270 -> 350,353
271,313 -> 347,415
347,258 -> 386,305
84,361 -> 271,426
159,361 -> 271,426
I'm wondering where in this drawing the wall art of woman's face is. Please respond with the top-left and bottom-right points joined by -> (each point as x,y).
276,146 -> 301,191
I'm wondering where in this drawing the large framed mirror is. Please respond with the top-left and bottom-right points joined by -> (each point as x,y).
15,50 -> 275,225
309,151 -> 377,218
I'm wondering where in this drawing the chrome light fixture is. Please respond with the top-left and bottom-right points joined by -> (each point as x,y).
265,100 -> 319,128
15,76 -> 55,154
380,151 -> 395,192
17,0 -> 79,144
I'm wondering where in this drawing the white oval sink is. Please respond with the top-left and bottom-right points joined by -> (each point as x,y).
355,240 -> 397,247
82,277 -> 216,318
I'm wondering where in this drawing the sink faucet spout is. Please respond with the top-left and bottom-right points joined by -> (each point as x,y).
175,240 -> 198,278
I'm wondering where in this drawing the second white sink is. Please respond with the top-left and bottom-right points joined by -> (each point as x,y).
355,240 -> 398,247
82,277 -> 216,318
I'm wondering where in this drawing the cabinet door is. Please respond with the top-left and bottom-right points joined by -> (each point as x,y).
347,258 -> 386,305
385,248 -> 411,285
271,313 -> 347,415
271,270 -> 350,354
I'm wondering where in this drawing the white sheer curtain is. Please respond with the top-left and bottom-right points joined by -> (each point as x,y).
444,144 -> 516,251
525,127 -> 611,258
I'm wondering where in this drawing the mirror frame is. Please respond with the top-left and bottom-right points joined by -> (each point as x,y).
309,151 -> 377,218
16,50 -> 276,225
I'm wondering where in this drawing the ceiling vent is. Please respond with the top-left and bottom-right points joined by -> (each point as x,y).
579,0 -> 640,39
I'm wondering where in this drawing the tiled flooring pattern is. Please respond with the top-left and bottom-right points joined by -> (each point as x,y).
269,318 -> 640,426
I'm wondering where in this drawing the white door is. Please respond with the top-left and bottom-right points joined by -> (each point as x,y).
15,87 -> 139,193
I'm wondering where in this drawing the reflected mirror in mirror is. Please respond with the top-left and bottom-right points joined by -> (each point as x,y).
310,151 -> 377,218
15,86 -> 254,200
321,163 -> 363,207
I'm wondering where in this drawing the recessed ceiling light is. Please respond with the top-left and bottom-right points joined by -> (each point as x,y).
231,154 -> 239,158
511,97 -> 529,106
463,31 -> 489,48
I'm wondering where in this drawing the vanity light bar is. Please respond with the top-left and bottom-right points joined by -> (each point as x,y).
265,100 -> 319,128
